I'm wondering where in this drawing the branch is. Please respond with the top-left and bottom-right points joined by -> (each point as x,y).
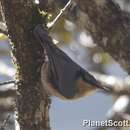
0,80 -> 16,97
0,80 -> 15,86
93,72 -> 130,95
47,0 -> 71,28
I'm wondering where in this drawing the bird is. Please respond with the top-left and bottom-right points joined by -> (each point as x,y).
33,24 -> 111,100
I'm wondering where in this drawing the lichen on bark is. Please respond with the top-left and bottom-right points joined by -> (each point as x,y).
0,0 -> 51,130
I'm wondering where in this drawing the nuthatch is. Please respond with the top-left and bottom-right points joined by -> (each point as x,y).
33,24 -> 110,100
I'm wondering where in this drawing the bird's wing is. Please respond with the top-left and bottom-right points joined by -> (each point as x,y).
33,25 -> 81,98
33,24 -> 109,98
49,50 -> 81,98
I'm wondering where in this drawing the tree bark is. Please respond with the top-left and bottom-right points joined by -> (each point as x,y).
0,1 -> 51,130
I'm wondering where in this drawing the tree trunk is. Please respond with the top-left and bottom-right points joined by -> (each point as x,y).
0,1 -> 51,130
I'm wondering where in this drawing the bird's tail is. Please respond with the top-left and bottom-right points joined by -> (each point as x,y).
81,68 -> 113,93
95,80 -> 114,94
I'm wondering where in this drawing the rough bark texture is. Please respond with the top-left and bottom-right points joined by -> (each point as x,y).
0,1 -> 51,130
